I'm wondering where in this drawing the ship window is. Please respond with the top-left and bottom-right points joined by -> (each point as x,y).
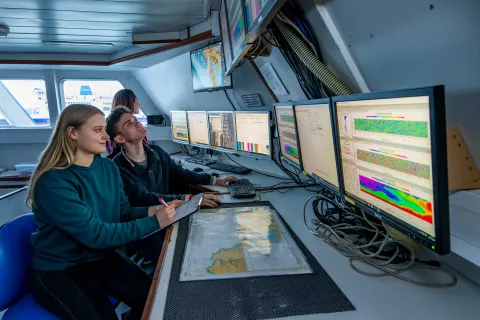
0,79 -> 50,127
62,80 -> 147,125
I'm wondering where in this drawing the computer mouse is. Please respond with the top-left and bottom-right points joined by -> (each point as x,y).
211,172 -> 219,177
193,167 -> 204,172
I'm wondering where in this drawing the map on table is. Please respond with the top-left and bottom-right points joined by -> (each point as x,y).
180,206 -> 312,281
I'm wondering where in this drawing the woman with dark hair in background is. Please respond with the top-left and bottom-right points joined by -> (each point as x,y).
107,89 -> 148,158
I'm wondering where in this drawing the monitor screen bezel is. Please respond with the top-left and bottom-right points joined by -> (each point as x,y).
186,111 -> 210,149
331,86 -> 449,255
207,111 -> 237,154
234,111 -> 272,160
170,110 -> 190,145
190,41 -> 233,93
274,103 -> 302,170
293,98 -> 343,195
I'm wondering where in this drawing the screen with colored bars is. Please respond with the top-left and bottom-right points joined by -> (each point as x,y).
235,112 -> 271,157
295,104 -> 339,189
208,112 -> 236,151
275,105 -> 300,166
187,111 -> 209,147
336,96 -> 434,240
226,0 -> 246,59
245,0 -> 270,30
171,111 -> 189,143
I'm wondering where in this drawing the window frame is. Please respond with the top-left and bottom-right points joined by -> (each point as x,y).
0,77 -> 53,129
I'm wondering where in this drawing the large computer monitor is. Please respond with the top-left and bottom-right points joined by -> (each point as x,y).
274,104 -> 301,169
170,111 -> 189,144
234,111 -> 271,159
190,42 -> 232,93
295,100 -> 341,192
187,111 -> 209,148
207,111 -> 237,153
332,86 -> 449,254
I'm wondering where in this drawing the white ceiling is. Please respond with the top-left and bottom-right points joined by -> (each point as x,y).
0,0 -> 209,55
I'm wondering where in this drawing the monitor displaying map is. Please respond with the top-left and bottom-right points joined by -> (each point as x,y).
180,206 -> 312,281
190,42 -> 232,92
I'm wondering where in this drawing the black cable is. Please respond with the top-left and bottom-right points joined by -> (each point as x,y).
223,89 -> 237,111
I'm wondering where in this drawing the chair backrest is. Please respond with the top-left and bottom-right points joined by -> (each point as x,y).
0,213 -> 37,311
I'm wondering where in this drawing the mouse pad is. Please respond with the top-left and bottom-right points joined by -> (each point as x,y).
163,201 -> 355,320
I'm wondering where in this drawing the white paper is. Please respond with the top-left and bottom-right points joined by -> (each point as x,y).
259,62 -> 289,96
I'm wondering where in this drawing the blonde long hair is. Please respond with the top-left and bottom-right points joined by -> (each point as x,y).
27,104 -> 104,207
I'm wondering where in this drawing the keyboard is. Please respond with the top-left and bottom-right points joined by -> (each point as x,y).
184,158 -> 217,166
228,179 -> 256,198
207,162 -> 252,174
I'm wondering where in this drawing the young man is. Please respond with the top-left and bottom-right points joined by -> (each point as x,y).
106,106 -> 237,209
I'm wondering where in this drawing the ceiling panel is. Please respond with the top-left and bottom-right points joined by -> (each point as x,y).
0,43 -> 115,54
0,0 -> 210,58
0,1 -> 205,17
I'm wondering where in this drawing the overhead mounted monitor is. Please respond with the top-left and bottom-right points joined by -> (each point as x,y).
221,0 -> 286,75
274,104 -> 301,168
295,100 -> 340,193
190,42 -> 232,93
207,111 -> 237,153
187,111 -> 210,148
234,111 -> 271,159
333,86 -> 449,254
170,111 -> 189,144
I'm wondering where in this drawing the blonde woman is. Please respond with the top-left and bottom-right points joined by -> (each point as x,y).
27,104 -> 180,320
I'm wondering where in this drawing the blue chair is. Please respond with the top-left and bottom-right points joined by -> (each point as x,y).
0,214 -> 119,319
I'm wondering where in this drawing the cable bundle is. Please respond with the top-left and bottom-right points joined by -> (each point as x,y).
304,193 -> 457,288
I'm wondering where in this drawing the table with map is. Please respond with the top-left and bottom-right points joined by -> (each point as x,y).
180,206 -> 312,281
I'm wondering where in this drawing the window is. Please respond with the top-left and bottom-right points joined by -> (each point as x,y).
0,80 -> 50,127
62,80 -> 147,125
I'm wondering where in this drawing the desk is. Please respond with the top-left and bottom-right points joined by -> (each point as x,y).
143,158 -> 480,320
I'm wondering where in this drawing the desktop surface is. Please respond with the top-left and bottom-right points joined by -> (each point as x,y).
146,154 -> 480,320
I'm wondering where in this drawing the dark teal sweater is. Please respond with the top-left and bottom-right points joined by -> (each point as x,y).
30,156 -> 160,270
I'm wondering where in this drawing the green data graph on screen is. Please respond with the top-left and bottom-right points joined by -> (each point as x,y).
280,115 -> 294,123
354,119 -> 428,138
357,150 -> 431,180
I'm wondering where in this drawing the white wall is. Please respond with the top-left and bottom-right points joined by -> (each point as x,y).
133,52 -> 277,113
298,0 -> 480,164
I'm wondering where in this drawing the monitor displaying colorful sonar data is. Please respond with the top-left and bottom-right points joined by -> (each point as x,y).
235,112 -> 271,158
171,111 -> 189,144
208,112 -> 236,152
275,105 -> 300,167
336,96 -> 435,240
295,103 -> 339,190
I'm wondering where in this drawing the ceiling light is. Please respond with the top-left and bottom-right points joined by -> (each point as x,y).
42,40 -> 115,47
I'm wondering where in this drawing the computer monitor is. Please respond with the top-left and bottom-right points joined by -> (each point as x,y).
207,111 -> 236,153
274,104 -> 301,169
187,111 -> 210,148
234,111 -> 271,159
332,86 -> 449,254
294,100 -> 340,192
170,111 -> 189,144
190,42 -> 232,93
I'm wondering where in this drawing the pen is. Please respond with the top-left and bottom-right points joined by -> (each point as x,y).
156,198 -> 169,212
159,198 -> 169,207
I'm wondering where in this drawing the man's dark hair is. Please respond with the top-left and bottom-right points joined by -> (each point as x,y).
106,106 -> 132,142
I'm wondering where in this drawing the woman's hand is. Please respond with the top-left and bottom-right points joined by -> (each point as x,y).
167,200 -> 185,208
215,176 -> 238,187
200,194 -> 221,207
155,205 -> 176,227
